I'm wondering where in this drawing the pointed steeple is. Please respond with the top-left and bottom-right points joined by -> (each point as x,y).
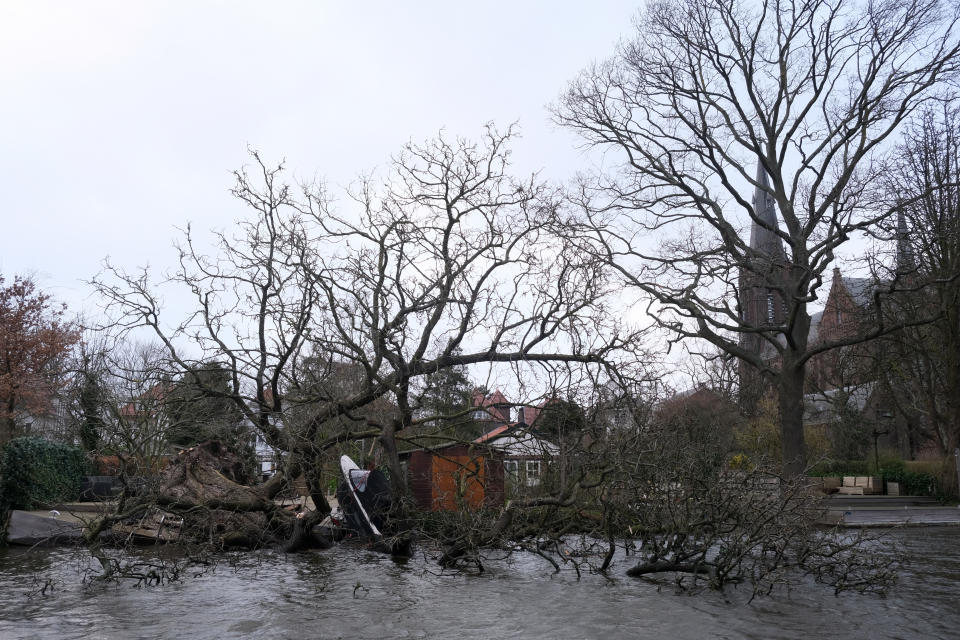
749,159 -> 786,261
895,211 -> 915,275
739,157 -> 789,333
737,158 -> 789,411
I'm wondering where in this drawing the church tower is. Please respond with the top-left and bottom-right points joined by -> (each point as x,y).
738,159 -> 788,409
895,211 -> 916,277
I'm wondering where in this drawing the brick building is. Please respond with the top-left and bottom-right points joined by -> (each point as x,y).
737,158 -> 926,458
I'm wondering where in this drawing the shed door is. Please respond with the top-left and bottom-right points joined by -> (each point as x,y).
431,455 -> 485,511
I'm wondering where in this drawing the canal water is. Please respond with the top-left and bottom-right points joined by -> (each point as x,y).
1,528 -> 958,639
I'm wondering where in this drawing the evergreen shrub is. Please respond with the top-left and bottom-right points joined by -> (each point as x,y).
881,459 -> 948,500
0,437 -> 87,512
808,457 -> 947,499
807,459 -> 869,477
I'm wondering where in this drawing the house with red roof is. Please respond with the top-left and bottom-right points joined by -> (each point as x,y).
474,424 -> 558,489
469,390 -> 559,489
470,389 -> 512,425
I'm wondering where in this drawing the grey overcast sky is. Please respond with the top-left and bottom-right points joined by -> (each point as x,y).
0,1 -> 639,317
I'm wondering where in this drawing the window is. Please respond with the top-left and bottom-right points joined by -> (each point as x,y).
767,293 -> 776,324
525,460 -> 541,486
504,460 -> 519,483
473,410 -> 487,421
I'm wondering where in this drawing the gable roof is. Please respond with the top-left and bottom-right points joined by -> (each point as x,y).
473,424 -> 559,457
841,276 -> 878,308
119,383 -> 170,417
472,389 -> 512,422
474,423 -> 511,444
517,402 -> 548,426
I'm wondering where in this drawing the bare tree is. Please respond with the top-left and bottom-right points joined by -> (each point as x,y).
66,335 -> 238,473
556,0 -> 960,475
869,103 -> 960,456
78,117 -> 896,593
676,344 -> 741,401
89,126 -> 630,554
98,342 -> 174,468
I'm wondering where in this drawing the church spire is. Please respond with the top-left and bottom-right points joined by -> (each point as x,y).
749,158 -> 786,261
737,157 -> 789,413
895,211 -> 915,275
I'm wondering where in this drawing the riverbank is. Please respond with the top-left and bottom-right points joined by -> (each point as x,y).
4,494 -> 334,547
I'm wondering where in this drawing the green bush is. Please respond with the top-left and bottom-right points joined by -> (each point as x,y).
880,459 -> 948,500
0,437 -> 87,512
807,459 -> 870,477
807,457 -> 947,499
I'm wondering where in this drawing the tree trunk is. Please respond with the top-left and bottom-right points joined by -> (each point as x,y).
0,413 -> 17,446
779,358 -> 808,477
281,509 -> 333,553
301,452 -> 332,516
378,420 -> 406,504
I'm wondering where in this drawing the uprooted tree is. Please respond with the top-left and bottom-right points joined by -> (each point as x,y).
77,122 -> 901,595
88,125 -> 630,556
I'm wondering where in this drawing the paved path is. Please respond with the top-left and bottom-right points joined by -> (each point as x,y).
821,495 -> 960,527
827,495 -> 940,508
819,495 -> 960,527
830,506 -> 960,527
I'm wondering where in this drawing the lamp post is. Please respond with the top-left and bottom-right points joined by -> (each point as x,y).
872,428 -> 889,474
872,406 -> 894,475
954,448 -> 960,506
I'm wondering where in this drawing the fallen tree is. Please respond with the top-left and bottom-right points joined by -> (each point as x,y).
70,127 -> 897,597
88,126 -> 625,540
154,441 -> 290,549
63,392 -> 898,599
420,389 -> 898,597
76,441 -> 307,580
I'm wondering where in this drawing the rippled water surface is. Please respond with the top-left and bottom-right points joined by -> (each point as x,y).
1,528 -> 959,639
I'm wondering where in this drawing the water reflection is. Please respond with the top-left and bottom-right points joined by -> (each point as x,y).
0,528 -> 958,639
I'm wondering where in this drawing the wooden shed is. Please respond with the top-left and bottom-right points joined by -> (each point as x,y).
403,443 -> 504,511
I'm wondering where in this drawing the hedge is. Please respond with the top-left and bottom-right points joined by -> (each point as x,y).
878,459 -> 946,500
0,437 -> 87,512
807,459 -> 870,477
808,458 -> 947,500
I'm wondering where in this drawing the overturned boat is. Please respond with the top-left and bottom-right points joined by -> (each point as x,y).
335,455 -> 392,539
